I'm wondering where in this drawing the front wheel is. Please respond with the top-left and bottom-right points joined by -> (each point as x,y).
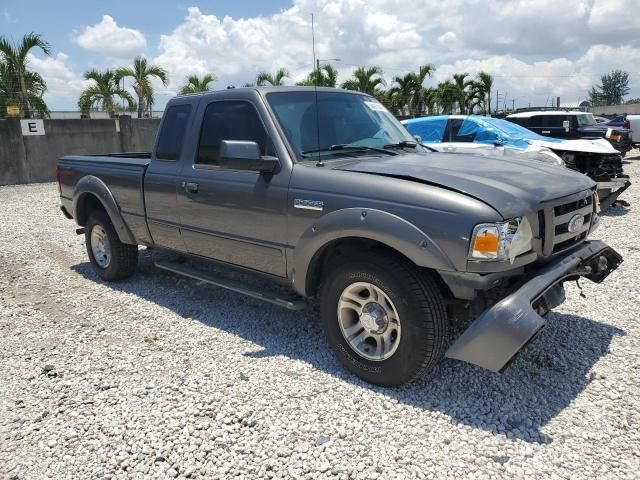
85,210 -> 138,281
319,253 -> 449,386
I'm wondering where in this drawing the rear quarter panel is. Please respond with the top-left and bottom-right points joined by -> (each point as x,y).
58,155 -> 150,243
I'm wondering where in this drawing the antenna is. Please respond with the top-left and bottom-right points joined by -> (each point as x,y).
311,13 -> 324,167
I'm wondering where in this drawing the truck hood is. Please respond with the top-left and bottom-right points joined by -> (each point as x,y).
530,137 -> 617,154
335,152 -> 595,219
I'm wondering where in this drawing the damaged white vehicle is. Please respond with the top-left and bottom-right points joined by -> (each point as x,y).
403,115 -> 630,208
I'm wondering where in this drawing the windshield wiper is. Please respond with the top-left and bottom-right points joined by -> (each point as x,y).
302,144 -> 398,156
383,140 -> 418,149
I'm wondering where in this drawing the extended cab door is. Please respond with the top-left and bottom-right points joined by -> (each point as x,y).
176,95 -> 291,277
144,102 -> 193,251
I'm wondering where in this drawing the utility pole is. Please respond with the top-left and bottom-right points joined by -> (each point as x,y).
512,98 -> 515,112
495,89 -> 499,114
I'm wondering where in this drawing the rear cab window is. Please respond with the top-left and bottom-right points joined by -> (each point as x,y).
155,104 -> 191,161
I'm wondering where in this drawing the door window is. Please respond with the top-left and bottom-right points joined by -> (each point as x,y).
155,104 -> 191,160
196,101 -> 272,166
449,118 -> 477,142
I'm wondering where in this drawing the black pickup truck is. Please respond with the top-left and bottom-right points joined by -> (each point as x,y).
506,110 -> 633,155
57,87 -> 622,386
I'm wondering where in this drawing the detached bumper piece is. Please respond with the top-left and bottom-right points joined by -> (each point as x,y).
445,240 -> 622,372
597,177 -> 631,210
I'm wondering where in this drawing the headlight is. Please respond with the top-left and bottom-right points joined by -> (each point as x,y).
533,148 -> 565,166
469,217 -> 533,263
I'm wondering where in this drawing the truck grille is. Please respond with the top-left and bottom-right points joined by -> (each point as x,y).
538,191 -> 594,257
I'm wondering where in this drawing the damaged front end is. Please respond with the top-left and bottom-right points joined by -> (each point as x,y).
556,150 -> 631,209
445,240 -> 622,372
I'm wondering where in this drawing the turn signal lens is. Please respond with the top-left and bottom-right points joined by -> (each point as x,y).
468,218 -> 534,262
470,226 -> 500,259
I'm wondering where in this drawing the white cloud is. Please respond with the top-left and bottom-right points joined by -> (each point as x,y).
27,53 -> 88,110
589,0 -> 639,32
151,1 -> 640,106
74,15 -> 146,58
2,9 -> 17,24
33,0 -> 640,109
437,32 -> 459,50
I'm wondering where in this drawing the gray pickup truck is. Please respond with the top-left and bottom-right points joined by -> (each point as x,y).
57,87 -> 622,386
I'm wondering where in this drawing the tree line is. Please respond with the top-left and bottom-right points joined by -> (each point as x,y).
2,32 -> 637,120
239,64 -> 495,116
0,32 -> 495,119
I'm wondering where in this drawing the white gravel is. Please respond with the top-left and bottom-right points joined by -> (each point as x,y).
1,154 -> 640,479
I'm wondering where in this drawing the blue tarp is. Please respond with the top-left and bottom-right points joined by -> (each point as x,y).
403,116 -> 448,143
404,115 -> 563,150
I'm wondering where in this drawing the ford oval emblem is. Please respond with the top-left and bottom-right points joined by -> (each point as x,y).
567,214 -> 585,233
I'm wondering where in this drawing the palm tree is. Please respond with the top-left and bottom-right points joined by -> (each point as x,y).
78,69 -> 135,118
388,73 -> 416,116
422,87 -> 438,115
435,80 -> 458,114
256,68 -> 290,87
341,66 -> 386,95
0,61 -> 49,119
179,74 -> 216,95
471,71 -> 493,114
297,64 -> 338,87
452,73 -> 474,114
411,64 -> 435,116
115,56 -> 168,118
0,32 -> 51,118
387,64 -> 435,116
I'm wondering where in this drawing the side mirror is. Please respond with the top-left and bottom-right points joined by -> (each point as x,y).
413,135 -> 422,144
220,140 -> 278,174
562,120 -> 570,132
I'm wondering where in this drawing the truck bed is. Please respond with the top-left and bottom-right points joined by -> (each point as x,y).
57,153 -> 152,244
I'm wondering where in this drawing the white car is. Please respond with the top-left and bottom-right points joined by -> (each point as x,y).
626,115 -> 640,147
402,115 -> 630,208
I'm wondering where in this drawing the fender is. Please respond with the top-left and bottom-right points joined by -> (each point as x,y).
292,208 -> 456,296
72,175 -> 137,245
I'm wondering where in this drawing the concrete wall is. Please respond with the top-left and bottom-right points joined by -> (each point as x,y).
0,117 -> 160,186
589,104 -> 640,116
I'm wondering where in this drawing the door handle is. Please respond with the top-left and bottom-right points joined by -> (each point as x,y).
181,181 -> 199,193
444,145 -> 456,151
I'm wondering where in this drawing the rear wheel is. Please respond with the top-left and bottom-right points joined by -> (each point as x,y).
85,210 -> 138,281
319,253 -> 448,386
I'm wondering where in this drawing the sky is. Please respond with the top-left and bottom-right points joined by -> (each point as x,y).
2,0 -> 640,111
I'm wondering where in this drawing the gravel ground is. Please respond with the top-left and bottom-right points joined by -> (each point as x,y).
1,154 -> 640,480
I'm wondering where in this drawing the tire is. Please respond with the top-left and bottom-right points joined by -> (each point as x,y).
319,253 -> 448,387
85,210 -> 138,281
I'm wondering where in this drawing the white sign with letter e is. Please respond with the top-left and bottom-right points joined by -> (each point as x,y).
20,119 -> 46,136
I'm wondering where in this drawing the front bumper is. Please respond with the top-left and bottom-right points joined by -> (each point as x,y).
445,240 -> 622,372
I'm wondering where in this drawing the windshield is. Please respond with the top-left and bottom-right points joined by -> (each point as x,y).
576,113 -> 597,126
266,91 -> 416,160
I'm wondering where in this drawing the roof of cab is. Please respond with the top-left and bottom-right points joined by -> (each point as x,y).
172,85 -> 369,100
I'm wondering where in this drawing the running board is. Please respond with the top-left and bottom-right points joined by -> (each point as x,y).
154,260 -> 306,311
